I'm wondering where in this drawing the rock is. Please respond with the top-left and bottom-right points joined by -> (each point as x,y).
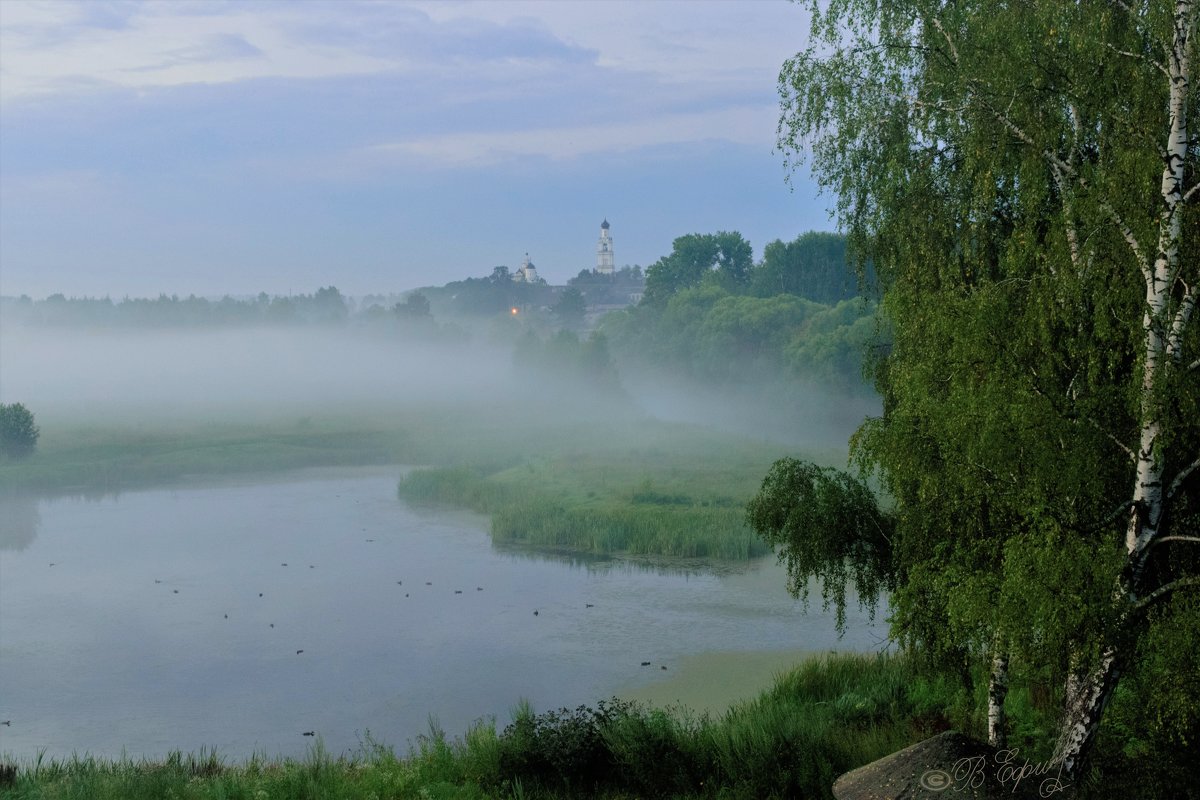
832,731 -> 1059,800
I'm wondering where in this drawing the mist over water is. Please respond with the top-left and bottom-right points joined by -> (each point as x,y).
0,324 -> 519,426
0,318 -> 884,760
0,321 -> 873,450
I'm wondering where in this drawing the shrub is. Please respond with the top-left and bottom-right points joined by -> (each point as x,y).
0,402 -> 39,458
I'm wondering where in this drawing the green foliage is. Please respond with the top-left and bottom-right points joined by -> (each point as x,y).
642,231 -> 753,305
551,286 -> 587,329
422,266 -> 555,317
751,231 -> 871,303
0,403 -> 40,459
602,285 -> 877,390
746,458 -> 895,631
777,0 -> 1200,776
21,651 -> 1177,799
3,288 -> 356,327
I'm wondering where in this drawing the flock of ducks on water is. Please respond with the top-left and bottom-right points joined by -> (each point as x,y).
27,520 -> 673,740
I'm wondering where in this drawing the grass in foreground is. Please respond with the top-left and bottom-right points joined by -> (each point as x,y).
5,650 -> 1187,799
0,652 -> 973,800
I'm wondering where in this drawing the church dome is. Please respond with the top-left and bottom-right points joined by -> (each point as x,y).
601,219 -> 610,229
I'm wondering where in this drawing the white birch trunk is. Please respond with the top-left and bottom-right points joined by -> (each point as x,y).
987,649 -> 1009,749
1056,0 -> 1194,779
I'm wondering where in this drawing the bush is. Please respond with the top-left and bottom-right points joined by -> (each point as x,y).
0,402 -> 39,458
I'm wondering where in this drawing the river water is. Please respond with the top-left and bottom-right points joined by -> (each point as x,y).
0,466 -> 886,760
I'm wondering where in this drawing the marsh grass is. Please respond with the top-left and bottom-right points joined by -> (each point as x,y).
0,423 -> 414,494
397,444 -> 785,560
2,652 -> 1011,800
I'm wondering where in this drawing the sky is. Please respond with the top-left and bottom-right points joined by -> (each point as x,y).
0,0 -> 832,298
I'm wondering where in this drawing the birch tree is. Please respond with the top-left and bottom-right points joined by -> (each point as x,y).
775,0 -> 1199,780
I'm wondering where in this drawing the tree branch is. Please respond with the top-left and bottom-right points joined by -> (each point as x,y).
1097,422 -> 1138,464
1167,456 -> 1200,501
1152,536 -> 1200,546
985,103 -> 1152,280
1185,182 -> 1200,203
1087,500 -> 1139,532
1105,42 -> 1171,77
1132,575 -> 1200,614
931,17 -> 960,64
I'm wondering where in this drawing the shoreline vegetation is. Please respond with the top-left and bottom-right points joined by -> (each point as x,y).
1,651 -> 1043,800
2,412 -> 831,562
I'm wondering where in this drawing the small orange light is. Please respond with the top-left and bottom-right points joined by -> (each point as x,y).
511,307 -> 519,315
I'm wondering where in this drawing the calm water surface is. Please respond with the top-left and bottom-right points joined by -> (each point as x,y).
0,466 -> 886,759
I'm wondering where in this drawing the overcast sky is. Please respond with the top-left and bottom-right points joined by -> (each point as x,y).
0,0 -> 831,298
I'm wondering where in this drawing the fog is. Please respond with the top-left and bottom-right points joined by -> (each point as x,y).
0,324 -> 522,427
0,320 -> 874,451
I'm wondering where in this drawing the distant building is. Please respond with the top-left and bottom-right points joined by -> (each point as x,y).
596,219 -> 614,275
513,252 -> 539,283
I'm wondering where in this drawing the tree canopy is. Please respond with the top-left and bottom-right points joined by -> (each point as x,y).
0,403 -> 40,459
761,0 -> 1199,785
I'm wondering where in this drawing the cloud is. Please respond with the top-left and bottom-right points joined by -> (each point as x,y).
362,104 -> 778,167
0,1 -> 603,103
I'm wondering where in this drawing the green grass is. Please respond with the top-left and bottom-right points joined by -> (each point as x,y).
395,429 -> 813,560
0,423 -> 415,494
5,651 -> 1182,799
2,408 -> 839,560
0,652 -> 981,800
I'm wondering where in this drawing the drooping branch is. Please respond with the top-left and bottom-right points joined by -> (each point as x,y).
1166,456 -> 1200,501
1104,42 -> 1171,77
1131,575 -> 1200,614
1152,536 -> 1200,546
986,104 -> 1153,280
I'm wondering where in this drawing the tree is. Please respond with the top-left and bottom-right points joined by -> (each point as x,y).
0,403 -> 40,459
553,286 -> 587,329
750,232 -> 863,303
773,0 -> 1198,781
642,232 -> 753,305
394,291 -> 432,319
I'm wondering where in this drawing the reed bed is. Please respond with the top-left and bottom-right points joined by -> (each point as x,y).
397,464 -> 771,560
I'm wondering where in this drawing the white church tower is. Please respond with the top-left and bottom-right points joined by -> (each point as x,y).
596,218 -> 614,275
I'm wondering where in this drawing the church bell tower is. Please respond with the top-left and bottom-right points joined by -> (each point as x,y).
596,219 -> 614,275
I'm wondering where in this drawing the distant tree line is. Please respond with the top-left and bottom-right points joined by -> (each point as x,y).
600,231 -> 880,391
419,266 -> 556,317
0,287 -> 447,331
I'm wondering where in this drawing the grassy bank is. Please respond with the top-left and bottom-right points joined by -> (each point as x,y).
5,649 -> 1186,799
2,410 -> 833,560
0,422 -> 415,495
0,652 -> 986,800
395,433 -> 798,560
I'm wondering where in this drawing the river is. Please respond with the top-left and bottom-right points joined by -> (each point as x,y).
0,466 -> 887,760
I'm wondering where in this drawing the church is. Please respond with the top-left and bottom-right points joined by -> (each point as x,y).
512,219 -> 615,283
511,252 -> 539,283
596,218 -> 614,274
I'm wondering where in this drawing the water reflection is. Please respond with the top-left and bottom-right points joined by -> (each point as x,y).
491,540 -> 770,579
0,494 -> 39,551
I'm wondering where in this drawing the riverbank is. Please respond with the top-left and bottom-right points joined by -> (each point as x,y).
0,651 -> 986,799
3,412 -> 836,561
